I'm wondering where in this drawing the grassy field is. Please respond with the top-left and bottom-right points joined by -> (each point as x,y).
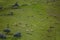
0,0 -> 60,40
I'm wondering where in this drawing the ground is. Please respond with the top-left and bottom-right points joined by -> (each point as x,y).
0,0 -> 60,40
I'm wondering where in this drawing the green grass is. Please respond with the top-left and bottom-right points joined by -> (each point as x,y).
0,0 -> 60,40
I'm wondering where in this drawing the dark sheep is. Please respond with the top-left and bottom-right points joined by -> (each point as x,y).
0,34 -> 6,39
0,6 -> 3,10
13,32 -> 21,38
3,28 -> 11,34
8,12 -> 14,16
12,2 -> 19,9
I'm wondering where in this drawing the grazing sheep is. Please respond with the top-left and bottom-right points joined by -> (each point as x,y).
8,12 -> 14,16
0,33 -> 6,39
12,2 -> 19,9
0,6 -> 3,10
13,32 -> 21,38
3,28 -> 11,34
